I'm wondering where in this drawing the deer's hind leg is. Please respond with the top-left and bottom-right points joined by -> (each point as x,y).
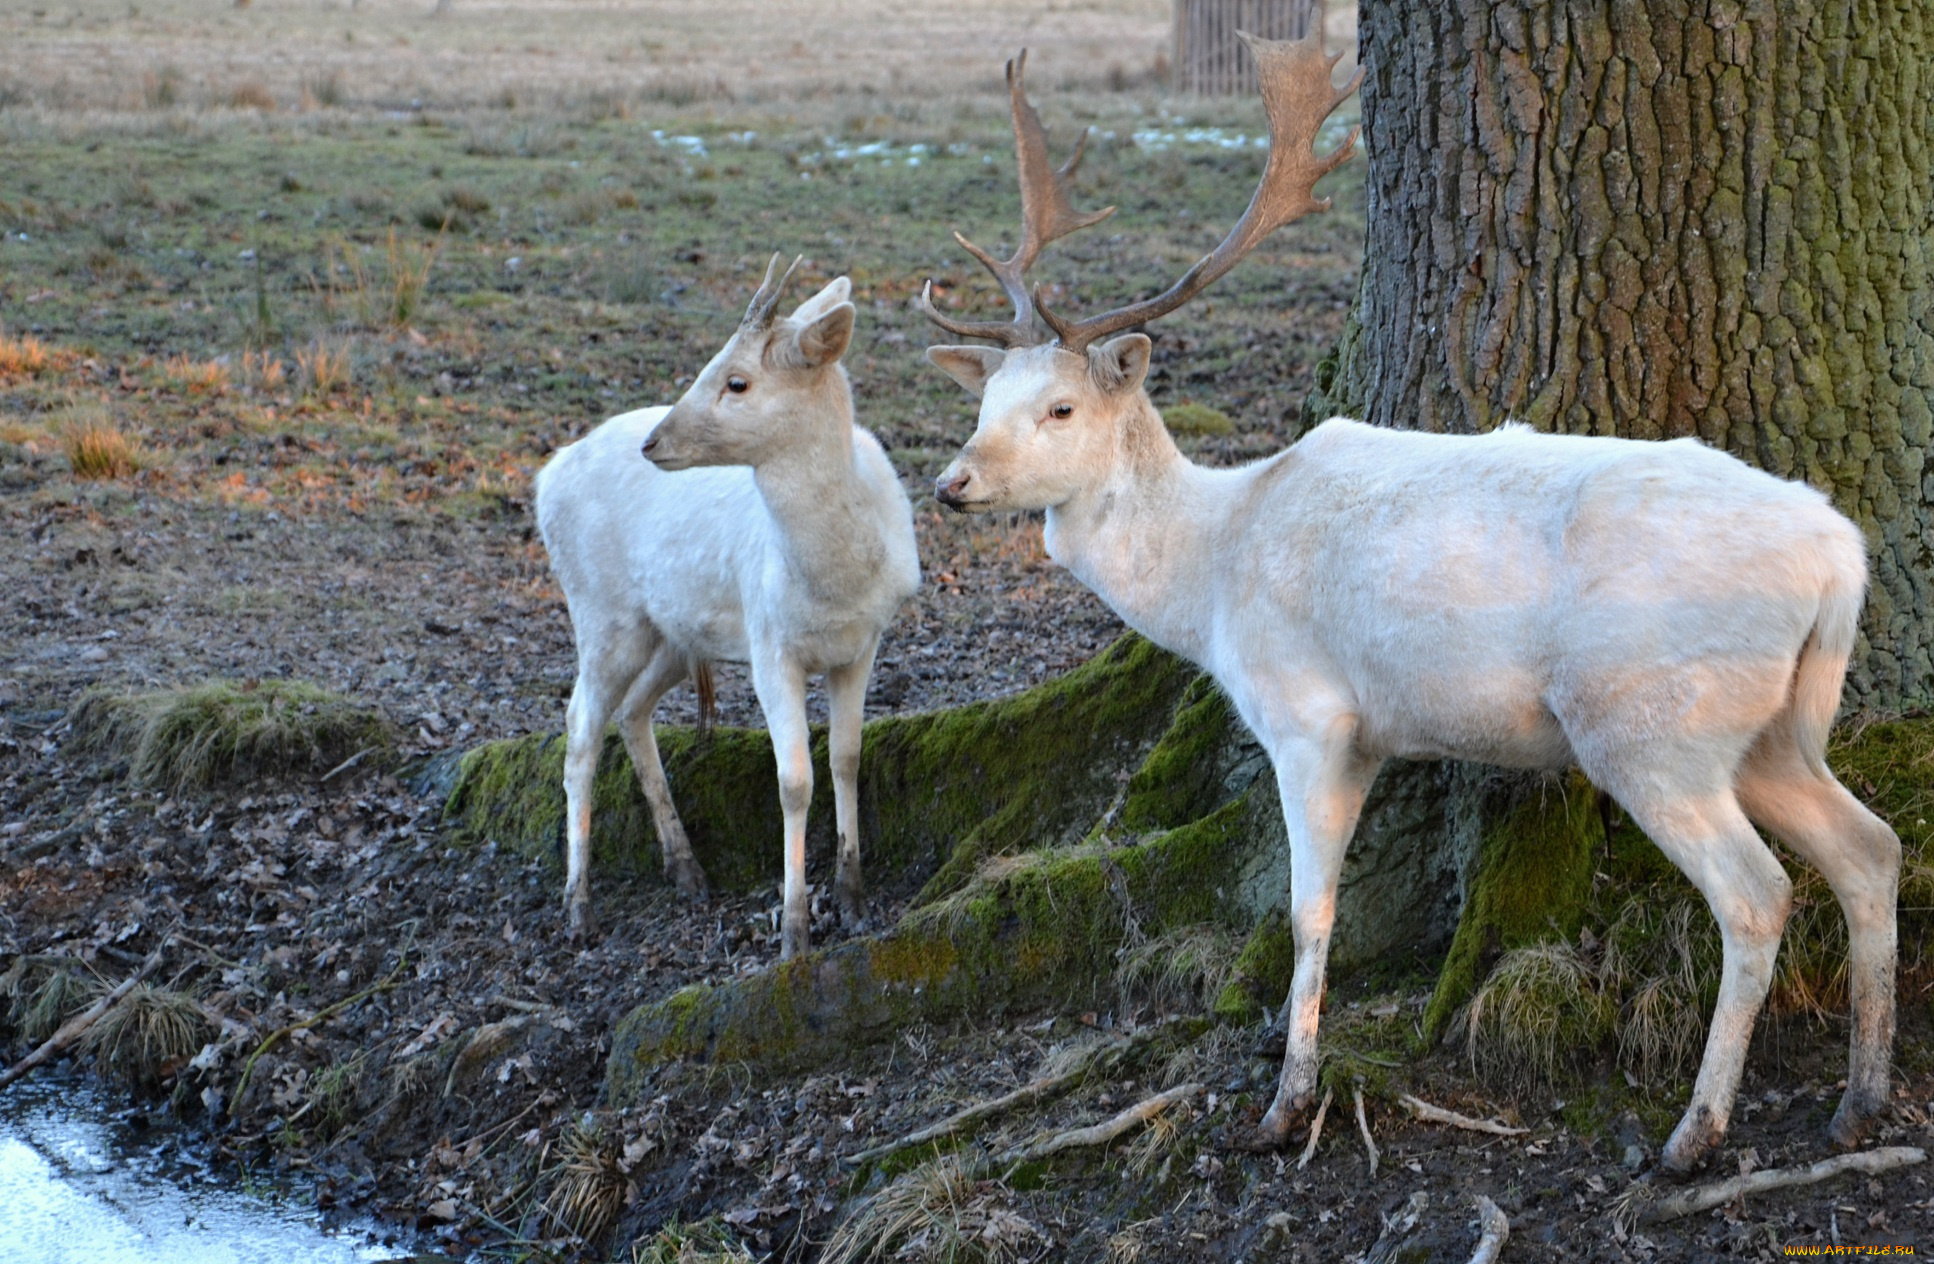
616,642 -> 710,902
1578,739 -> 1793,1174
1735,731 -> 1901,1149
563,622 -> 656,939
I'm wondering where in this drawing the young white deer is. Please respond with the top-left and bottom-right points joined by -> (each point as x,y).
920,34 -> 1900,1172
536,257 -> 920,956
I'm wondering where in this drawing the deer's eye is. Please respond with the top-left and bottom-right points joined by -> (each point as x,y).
726,376 -> 749,394
1049,402 -> 1074,420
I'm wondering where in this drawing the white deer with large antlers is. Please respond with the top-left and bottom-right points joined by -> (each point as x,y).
537,257 -> 920,956
920,32 -> 1899,1173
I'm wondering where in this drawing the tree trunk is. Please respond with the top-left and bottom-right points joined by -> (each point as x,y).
1306,0 -> 1934,710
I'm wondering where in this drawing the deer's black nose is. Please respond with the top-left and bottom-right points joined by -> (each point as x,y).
934,470 -> 971,507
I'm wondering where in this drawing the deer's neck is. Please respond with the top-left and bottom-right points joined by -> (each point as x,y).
1042,396 -> 1229,665
749,375 -> 885,598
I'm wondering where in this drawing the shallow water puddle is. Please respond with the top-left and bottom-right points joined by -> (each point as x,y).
0,1077 -> 406,1264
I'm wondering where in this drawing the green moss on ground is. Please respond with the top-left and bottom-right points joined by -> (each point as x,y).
444,634 -> 1199,897
1434,716 -> 1934,1094
1213,908 -> 1294,1024
71,679 -> 394,790
607,798 -> 1260,1098
1160,402 -> 1236,436
1423,771 -> 1603,1041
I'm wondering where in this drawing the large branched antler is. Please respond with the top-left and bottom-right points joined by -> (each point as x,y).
916,50 -> 1116,348
1038,27 -> 1361,354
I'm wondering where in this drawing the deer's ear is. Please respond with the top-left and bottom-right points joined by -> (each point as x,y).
791,276 -> 852,325
770,302 -> 855,370
925,346 -> 1006,398
1088,334 -> 1152,395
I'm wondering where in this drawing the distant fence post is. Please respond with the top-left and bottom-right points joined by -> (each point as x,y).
1171,0 -> 1319,95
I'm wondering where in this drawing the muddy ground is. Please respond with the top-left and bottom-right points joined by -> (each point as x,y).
2,77 -> 1932,1264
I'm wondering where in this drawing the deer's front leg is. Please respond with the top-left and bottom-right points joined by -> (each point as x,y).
751,652 -> 814,959
1251,721 -> 1380,1149
825,638 -> 879,933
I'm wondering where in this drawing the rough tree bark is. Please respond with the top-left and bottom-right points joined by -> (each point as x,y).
1306,0 -> 1934,709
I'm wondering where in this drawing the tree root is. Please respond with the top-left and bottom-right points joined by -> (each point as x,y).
1397,1093 -> 1526,1137
0,939 -> 169,1091
845,1024 -> 1171,1168
1297,1086 -> 1334,1170
979,1082 -> 1203,1178
1614,1146 -> 1926,1228
229,954 -> 409,1118
1354,1085 -> 1378,1178
1469,1195 -> 1508,1264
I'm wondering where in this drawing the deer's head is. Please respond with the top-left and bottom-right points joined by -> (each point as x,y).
924,30 -> 1359,513
645,256 -> 856,471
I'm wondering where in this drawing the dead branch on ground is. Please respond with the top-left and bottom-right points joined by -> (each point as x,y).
980,1082 -> 1203,1177
1469,1195 -> 1508,1264
1615,1146 -> 1926,1228
1298,1086 -> 1334,1170
1397,1092 -> 1527,1137
1354,1085 -> 1379,1177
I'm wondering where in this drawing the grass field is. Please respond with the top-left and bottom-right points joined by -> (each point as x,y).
0,9 -> 1365,540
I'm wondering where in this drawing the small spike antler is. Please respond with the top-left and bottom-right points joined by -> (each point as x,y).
1038,27 -> 1361,354
742,253 -> 804,329
916,50 -> 1116,348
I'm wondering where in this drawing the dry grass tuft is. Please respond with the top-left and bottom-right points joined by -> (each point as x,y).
822,1153 -> 978,1264
296,337 -> 354,396
241,349 -> 286,391
1121,1095 -> 1193,1177
3,959 -> 103,1043
227,79 -> 276,112
1114,924 -> 1241,1013
82,983 -> 207,1087
1462,940 -> 1613,1092
59,412 -> 143,480
332,228 -> 444,329
0,332 -> 51,378
71,677 -> 393,789
823,1154 -> 1040,1264
163,352 -> 231,395
630,1218 -> 757,1264
542,1118 -> 632,1248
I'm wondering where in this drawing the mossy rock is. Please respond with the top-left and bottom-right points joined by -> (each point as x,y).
608,799 -> 1255,1100
442,633 -> 1199,897
71,679 -> 394,790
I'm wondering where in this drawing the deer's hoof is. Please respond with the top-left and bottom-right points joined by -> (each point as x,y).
566,903 -> 599,943
1828,1092 -> 1885,1152
669,860 -> 710,903
1660,1107 -> 1723,1176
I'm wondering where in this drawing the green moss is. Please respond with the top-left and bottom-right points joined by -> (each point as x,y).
1213,907 -> 1294,1024
1423,771 -> 1603,1041
1118,676 -> 1240,834
445,634 -> 1198,898
608,801 -> 1260,1099
71,679 -> 394,790
1160,402 -> 1236,436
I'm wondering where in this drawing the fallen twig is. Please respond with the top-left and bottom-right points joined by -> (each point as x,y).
1354,1085 -> 1378,1178
844,1021 -> 1174,1167
1469,1195 -> 1508,1264
1620,1146 -> 1926,1225
1397,1093 -> 1527,1137
1297,1086 -> 1334,1170
230,954 -> 409,1118
0,940 -> 168,1091
320,745 -> 378,783
982,1082 -> 1203,1177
